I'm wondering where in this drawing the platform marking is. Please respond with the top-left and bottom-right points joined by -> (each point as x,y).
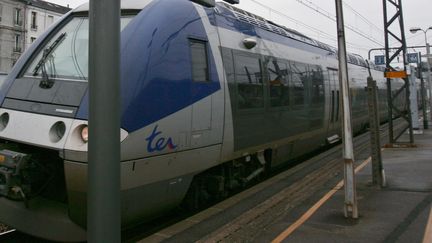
272,156 -> 372,243
423,206 -> 432,243
0,229 -> 16,236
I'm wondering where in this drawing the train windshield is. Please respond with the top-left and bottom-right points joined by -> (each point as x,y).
24,16 -> 134,81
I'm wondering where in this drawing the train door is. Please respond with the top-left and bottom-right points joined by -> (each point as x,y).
326,67 -> 341,143
189,8 -> 224,149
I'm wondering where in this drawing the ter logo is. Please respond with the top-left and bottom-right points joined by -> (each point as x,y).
146,126 -> 177,153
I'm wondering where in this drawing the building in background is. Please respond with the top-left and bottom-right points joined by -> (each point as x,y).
0,0 -> 70,73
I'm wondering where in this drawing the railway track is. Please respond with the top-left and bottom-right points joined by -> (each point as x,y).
0,120 -> 408,243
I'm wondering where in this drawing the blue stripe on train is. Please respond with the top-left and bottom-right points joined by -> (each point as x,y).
77,0 -> 221,132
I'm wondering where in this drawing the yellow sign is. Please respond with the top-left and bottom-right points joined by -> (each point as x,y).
384,71 -> 407,79
0,155 -> 5,164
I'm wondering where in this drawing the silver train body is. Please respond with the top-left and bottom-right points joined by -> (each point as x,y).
0,0 -> 405,241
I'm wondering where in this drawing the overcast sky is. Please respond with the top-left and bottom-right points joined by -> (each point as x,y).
47,0 -> 431,60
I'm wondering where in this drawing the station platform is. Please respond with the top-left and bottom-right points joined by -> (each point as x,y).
140,125 -> 432,243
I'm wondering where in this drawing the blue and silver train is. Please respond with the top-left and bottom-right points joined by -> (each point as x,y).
0,0 -> 405,241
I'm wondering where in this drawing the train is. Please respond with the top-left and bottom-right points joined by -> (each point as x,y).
0,0 -> 406,241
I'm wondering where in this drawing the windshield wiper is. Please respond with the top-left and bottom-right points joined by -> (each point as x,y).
32,32 -> 67,88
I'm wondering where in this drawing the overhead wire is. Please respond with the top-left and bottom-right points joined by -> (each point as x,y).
247,0 -> 374,53
342,1 -> 384,36
294,0 -> 384,47
247,0 -> 335,41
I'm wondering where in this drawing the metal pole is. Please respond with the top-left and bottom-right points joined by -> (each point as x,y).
408,65 -> 420,130
335,0 -> 358,219
368,45 -> 427,61
88,0 -> 121,242
425,40 -> 432,124
367,78 -> 384,187
398,0 -> 414,144
382,0 -> 394,144
419,54 -> 429,129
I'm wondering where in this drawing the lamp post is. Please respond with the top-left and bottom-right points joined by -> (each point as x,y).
410,27 -> 432,125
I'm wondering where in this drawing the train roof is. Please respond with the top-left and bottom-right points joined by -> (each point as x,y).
71,0 -> 384,71
216,2 -> 384,71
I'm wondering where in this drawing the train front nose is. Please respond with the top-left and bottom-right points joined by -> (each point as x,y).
0,197 -> 87,241
0,143 -> 87,242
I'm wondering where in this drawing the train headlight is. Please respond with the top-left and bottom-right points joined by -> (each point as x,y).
81,125 -> 88,143
49,121 -> 66,143
0,112 -> 9,131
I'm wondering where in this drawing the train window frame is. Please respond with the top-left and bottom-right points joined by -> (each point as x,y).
266,57 -> 291,109
189,38 -> 210,82
290,61 -> 309,109
19,11 -> 138,81
232,51 -> 265,110
309,64 -> 325,106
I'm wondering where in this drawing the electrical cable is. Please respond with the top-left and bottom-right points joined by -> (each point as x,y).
342,1 -> 384,35
247,0 -> 377,53
294,0 -> 384,47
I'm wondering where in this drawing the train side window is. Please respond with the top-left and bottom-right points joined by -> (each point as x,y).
290,61 -> 308,108
336,90 -> 340,122
190,39 -> 209,82
331,90 -> 335,122
310,65 -> 325,105
234,54 -> 264,109
268,59 -> 290,107
308,65 -> 325,128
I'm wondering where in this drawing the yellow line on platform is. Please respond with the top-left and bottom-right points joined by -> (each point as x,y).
423,206 -> 432,243
271,157 -> 372,243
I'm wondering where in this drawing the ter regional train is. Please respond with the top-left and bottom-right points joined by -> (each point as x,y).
0,0 -> 405,241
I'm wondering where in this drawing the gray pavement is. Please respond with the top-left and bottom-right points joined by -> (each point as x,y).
277,129 -> 432,243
